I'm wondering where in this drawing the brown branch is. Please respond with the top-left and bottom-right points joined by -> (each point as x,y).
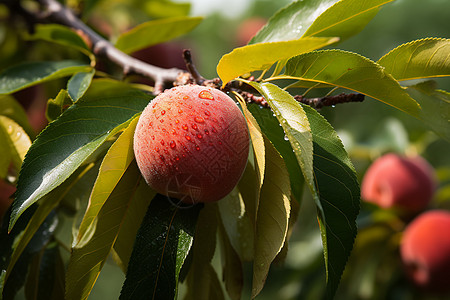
31,0 -> 186,94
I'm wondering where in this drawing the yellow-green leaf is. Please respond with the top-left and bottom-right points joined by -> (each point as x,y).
76,116 -> 139,244
252,136 -> 291,298
217,37 -> 338,86
0,116 -> 31,170
378,38 -> 450,81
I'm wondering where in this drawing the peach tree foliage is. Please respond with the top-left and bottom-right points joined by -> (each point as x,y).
0,0 -> 449,299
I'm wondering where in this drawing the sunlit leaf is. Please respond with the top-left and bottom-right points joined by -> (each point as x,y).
119,195 -> 201,300
0,94 -> 35,138
245,81 -> 315,202
406,81 -> 450,141
65,162 -> 141,300
378,38 -> 450,81
247,104 -> 305,206
76,117 -> 139,244
218,37 -> 338,86
250,0 -> 340,43
303,0 -> 393,40
115,17 -> 203,54
67,70 -> 95,102
10,79 -> 152,231
252,136 -> 291,298
284,50 -> 421,117
143,0 -> 191,19
113,180 -> 156,272
0,116 -> 32,170
0,61 -> 91,95
303,104 -> 360,299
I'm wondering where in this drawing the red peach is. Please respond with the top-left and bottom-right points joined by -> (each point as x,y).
236,17 -> 267,46
133,85 -> 249,204
361,153 -> 435,213
400,210 -> 450,293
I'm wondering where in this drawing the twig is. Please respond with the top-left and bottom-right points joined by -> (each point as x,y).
32,0 -> 186,94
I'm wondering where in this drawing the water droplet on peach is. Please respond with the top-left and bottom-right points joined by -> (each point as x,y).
195,145 -> 200,151
182,124 -> 188,130
160,140 -> 165,145
204,129 -> 209,135
197,133 -> 203,139
185,135 -> 191,141
191,124 -> 198,130
205,111 -> 211,116
170,140 -> 176,149
194,116 -> 204,123
159,155 -> 165,161
198,90 -> 214,100
161,110 -> 166,115
178,109 -> 183,114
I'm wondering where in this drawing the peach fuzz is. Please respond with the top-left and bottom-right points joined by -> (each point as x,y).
400,210 -> 450,293
361,153 -> 435,213
133,85 -> 249,204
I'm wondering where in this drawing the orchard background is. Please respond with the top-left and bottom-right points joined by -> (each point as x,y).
0,0 -> 449,299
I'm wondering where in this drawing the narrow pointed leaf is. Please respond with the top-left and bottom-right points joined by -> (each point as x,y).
65,162 -> 141,300
119,195 -> 202,300
248,104 -> 305,206
250,0 -> 340,44
303,0 -> 393,40
115,17 -> 203,54
46,89 -> 73,122
0,116 -> 31,170
113,180 -> 156,272
0,61 -> 91,95
252,136 -> 291,298
218,37 -> 338,86
303,104 -> 360,300
0,95 -> 35,138
246,81 -> 315,202
76,117 -> 139,243
378,38 -> 450,81
10,79 -> 152,230
284,50 -> 421,116
68,70 -> 95,102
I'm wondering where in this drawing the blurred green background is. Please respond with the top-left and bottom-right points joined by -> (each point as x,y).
1,0 -> 449,299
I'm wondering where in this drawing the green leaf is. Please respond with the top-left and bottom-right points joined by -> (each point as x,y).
0,94 -> 35,138
143,0 -> 191,19
245,82 -> 315,203
377,38 -> 450,81
252,136 -> 291,298
284,50 -> 421,117
184,204 -> 224,300
119,195 -> 202,300
303,104 -> 360,299
217,184 -> 255,262
303,0 -> 393,40
217,218 -> 243,300
10,79 -> 152,230
28,24 -> 93,59
0,116 -> 31,170
115,17 -> 203,54
76,117 -> 139,243
46,89 -> 73,122
0,61 -> 91,95
218,37 -> 338,86
113,180 -> 156,272
247,104 -> 305,207
67,70 -> 95,102
250,0 -> 340,43
406,81 -> 450,141
65,162 -> 141,300
3,164 -> 96,287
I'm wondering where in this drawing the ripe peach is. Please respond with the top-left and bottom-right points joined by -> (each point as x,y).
361,153 -> 435,213
236,17 -> 267,46
133,85 -> 249,204
400,210 -> 450,293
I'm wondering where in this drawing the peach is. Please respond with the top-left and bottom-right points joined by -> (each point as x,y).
236,17 -> 267,46
133,85 -> 249,204
400,210 -> 450,293
361,153 -> 435,213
